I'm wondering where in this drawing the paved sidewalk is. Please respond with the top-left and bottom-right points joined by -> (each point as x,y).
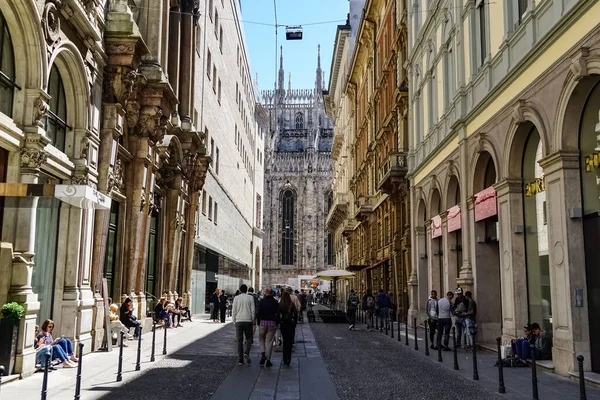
355,314 -> 600,399
1,315 -> 236,400
210,321 -> 339,400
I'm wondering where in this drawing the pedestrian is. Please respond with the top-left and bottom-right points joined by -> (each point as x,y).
211,288 -> 220,322
257,287 -> 279,367
437,291 -> 454,351
363,289 -> 376,331
464,291 -> 477,350
248,287 -> 260,332
376,289 -> 391,332
232,284 -> 255,365
219,290 -> 228,323
452,287 -> 469,348
425,290 -> 439,350
346,289 -> 359,330
307,290 -> 314,311
278,291 -> 298,366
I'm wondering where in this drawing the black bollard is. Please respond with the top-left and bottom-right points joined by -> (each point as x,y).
163,324 -> 168,355
438,334 -> 443,362
390,315 -> 394,339
472,334 -> 479,380
496,337 -> 505,393
413,318 -> 419,351
135,328 -> 142,371
397,313 -> 401,342
0,364 -> 3,396
424,321 -> 429,356
151,320 -> 157,362
41,353 -> 51,400
375,311 -> 379,331
405,317 -> 409,346
452,327 -> 459,370
530,344 -> 539,399
116,331 -> 124,382
74,343 -> 84,400
385,312 -> 389,336
577,355 -> 587,400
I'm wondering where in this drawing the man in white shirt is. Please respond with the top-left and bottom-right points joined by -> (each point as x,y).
232,284 -> 255,365
436,291 -> 454,351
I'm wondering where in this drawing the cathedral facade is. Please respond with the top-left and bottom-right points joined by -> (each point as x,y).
261,46 -> 334,288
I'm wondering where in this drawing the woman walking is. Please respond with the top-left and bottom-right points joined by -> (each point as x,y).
211,289 -> 221,322
278,291 -> 298,366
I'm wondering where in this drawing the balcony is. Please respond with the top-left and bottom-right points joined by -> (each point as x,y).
353,195 -> 375,221
378,151 -> 408,194
326,192 -> 349,231
341,218 -> 358,237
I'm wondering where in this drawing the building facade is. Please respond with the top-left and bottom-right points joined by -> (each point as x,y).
407,0 -> 600,375
0,0 -> 211,376
327,0 -> 410,315
261,47 -> 334,288
191,0 -> 264,313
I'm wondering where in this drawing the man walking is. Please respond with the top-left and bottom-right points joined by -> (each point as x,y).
425,290 -> 439,350
232,284 -> 255,365
377,289 -> 391,332
437,291 -> 454,351
346,289 -> 359,330
363,290 -> 376,332
257,288 -> 278,367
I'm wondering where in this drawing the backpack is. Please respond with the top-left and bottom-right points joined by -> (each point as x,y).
348,295 -> 358,309
366,296 -> 375,309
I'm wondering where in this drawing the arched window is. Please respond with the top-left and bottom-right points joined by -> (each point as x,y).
295,112 -> 304,129
45,65 -> 67,152
0,11 -> 16,117
326,191 -> 333,213
281,189 -> 295,265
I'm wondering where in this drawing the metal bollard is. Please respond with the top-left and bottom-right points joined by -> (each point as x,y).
438,335 -> 443,362
496,337 -> 505,393
413,318 -> 418,351
163,324 -> 168,355
41,353 -> 51,400
116,331 -> 124,382
135,329 -> 142,371
0,364 -> 4,396
375,312 -> 379,331
385,312 -> 389,336
405,317 -> 409,346
452,327 -> 459,370
74,343 -> 84,400
530,344 -> 539,400
151,320 -> 157,362
424,321 -> 429,356
390,315 -> 394,339
577,355 -> 587,400
397,313 -> 401,342
472,334 -> 479,381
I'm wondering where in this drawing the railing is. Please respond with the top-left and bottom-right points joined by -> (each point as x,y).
378,151 -> 408,192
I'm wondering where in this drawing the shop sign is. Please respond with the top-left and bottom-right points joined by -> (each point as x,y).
447,205 -> 461,233
525,178 -> 545,197
431,215 -> 442,239
584,151 -> 600,172
474,186 -> 497,222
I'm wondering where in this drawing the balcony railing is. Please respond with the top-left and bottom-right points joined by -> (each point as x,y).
378,151 -> 408,193
353,195 -> 375,220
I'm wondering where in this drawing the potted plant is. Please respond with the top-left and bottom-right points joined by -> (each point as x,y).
0,302 -> 24,376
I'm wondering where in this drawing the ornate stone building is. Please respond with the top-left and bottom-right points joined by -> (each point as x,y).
0,0 -> 209,377
261,47 -> 334,287
407,0 -> 600,375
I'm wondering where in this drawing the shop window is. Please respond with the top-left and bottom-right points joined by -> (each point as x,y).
0,12 -> 16,117
45,65 -> 67,152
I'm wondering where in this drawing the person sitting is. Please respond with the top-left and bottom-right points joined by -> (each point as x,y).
37,320 -> 78,368
531,322 -> 552,360
174,297 -> 192,326
120,298 -> 142,338
33,325 -> 55,372
110,303 -> 133,343
154,297 -> 172,327
512,323 -> 536,359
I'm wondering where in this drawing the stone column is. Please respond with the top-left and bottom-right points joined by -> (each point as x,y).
407,186 -> 419,321
167,4 -> 181,99
539,151 -> 590,375
457,138 -> 474,287
495,178 -> 528,340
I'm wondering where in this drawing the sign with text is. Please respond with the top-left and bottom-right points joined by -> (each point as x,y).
474,186 -> 497,222
447,205 -> 461,233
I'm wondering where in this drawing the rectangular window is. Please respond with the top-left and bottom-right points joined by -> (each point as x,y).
236,83 -> 239,103
518,0 -> 528,22
219,27 -> 223,53
214,202 -> 218,225
210,138 -> 214,167
209,0 -> 213,20
214,10 -> 219,36
235,124 -> 238,144
202,190 -> 207,215
207,50 -> 212,79
256,194 -> 262,228
212,66 -> 217,92
208,196 -> 213,220
216,147 -> 220,175
478,0 -> 487,66
195,25 -> 202,56
218,79 -> 222,104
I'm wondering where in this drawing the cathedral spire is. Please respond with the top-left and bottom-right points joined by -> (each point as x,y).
288,73 -> 292,91
278,45 -> 284,92
315,44 -> 323,90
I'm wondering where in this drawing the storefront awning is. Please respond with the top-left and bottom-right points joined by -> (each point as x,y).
0,183 -> 111,210
474,186 -> 497,222
447,205 -> 461,233
347,264 -> 368,271
364,258 -> 388,271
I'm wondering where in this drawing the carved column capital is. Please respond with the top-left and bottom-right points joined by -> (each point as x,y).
20,148 -> 48,173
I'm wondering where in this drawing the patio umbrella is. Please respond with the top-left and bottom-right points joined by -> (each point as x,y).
313,269 -> 355,280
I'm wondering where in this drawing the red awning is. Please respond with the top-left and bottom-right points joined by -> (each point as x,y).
364,258 -> 389,271
447,205 -> 461,233
474,186 -> 497,222
431,215 -> 442,238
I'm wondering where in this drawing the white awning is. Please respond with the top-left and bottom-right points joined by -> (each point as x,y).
54,185 -> 111,210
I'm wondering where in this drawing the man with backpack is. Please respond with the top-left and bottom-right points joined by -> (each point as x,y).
362,290 -> 376,332
347,289 -> 359,330
425,290 -> 439,350
377,289 -> 391,332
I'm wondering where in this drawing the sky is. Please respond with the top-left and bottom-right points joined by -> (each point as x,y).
241,0 -> 349,92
